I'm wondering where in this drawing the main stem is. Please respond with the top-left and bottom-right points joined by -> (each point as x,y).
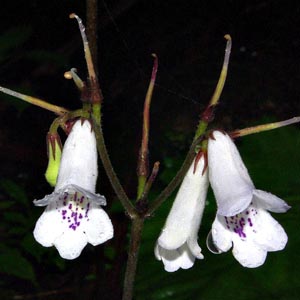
122,216 -> 144,300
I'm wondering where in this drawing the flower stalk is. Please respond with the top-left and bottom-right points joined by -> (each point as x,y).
93,118 -> 137,218
194,34 -> 232,139
230,116 -> 300,138
0,86 -> 68,115
137,54 -> 158,200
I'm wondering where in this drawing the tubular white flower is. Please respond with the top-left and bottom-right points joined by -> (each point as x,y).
207,130 -> 290,268
155,155 -> 208,272
33,120 -> 113,260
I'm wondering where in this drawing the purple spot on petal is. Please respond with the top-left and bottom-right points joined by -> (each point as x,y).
248,218 -> 253,227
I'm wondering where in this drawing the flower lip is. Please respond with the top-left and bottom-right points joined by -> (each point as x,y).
33,185 -> 113,260
209,200 -> 289,268
33,184 -> 106,207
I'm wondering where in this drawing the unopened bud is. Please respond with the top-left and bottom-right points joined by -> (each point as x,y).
45,133 -> 62,187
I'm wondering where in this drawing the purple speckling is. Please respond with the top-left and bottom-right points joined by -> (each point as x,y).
248,218 -> 253,227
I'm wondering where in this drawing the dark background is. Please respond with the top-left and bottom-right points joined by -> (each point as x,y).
1,0 -> 300,299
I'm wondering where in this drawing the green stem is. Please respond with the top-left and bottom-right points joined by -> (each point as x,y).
93,119 -> 137,218
147,136 -> 203,216
122,217 -> 144,300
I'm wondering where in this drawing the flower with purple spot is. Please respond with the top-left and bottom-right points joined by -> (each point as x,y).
33,120 -> 113,260
207,130 -> 290,268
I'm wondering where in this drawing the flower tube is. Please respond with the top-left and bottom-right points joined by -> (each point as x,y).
155,155 -> 208,272
207,130 -> 289,267
33,119 -> 113,259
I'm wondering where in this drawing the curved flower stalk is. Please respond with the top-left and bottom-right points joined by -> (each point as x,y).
207,130 -> 290,267
155,155 -> 209,272
33,119 -> 113,260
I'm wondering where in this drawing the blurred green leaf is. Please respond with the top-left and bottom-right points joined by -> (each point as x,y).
0,27 -> 32,63
0,249 -> 36,284
21,234 -> 45,262
4,212 -> 28,226
0,179 -> 29,207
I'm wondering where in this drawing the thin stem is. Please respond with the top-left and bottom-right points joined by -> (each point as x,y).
147,136 -> 203,216
209,34 -> 231,107
93,118 -> 137,218
0,86 -> 68,115
70,13 -> 97,80
230,116 -> 300,138
64,68 -> 85,91
137,54 -> 158,199
122,217 -> 144,300
86,0 -> 98,72
139,161 -> 160,202
195,35 -> 232,139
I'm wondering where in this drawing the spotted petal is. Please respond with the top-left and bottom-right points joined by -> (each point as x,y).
210,203 -> 288,268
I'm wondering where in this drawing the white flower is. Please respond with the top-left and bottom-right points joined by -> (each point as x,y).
207,130 -> 290,267
155,155 -> 208,272
33,120 -> 113,260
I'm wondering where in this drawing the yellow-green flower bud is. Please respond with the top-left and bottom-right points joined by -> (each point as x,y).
45,133 -> 62,187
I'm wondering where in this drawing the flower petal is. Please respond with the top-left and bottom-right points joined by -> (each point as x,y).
178,244 -> 196,270
187,237 -> 204,259
54,230 -> 88,260
232,238 -> 267,268
33,191 -> 59,206
33,201 -> 64,247
211,215 -> 233,252
155,244 -> 195,272
55,120 -> 98,192
158,157 -> 208,250
253,209 -> 288,251
208,131 -> 254,216
66,184 -> 106,206
84,205 -> 114,245
154,243 -> 162,261
253,189 -> 290,213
